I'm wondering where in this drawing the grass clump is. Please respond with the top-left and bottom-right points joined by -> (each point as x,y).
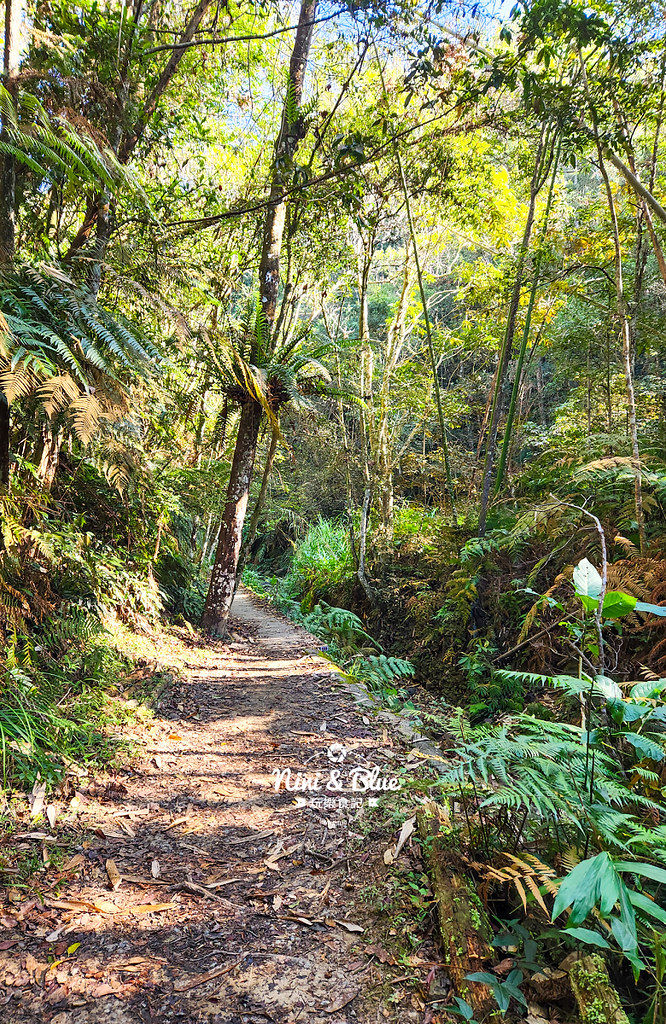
289,518 -> 354,599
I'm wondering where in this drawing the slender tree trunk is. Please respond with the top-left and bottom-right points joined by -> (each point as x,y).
357,238 -> 374,489
0,0 -> 21,263
536,357 -> 546,425
357,486 -> 377,607
494,135 -> 561,495
374,255 -> 411,550
201,0 -> 317,633
200,399 -> 262,633
243,425 -> 279,559
65,0 -> 215,277
580,51 -> 646,553
256,0 -> 317,346
478,123 -> 549,535
0,0 -> 23,493
37,423 -> 63,493
375,51 -> 456,515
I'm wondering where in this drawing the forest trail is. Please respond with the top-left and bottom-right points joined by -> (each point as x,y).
1,592 -> 436,1024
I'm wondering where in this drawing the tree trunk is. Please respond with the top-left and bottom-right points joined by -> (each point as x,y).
0,0 -> 24,493
581,51 -> 646,553
494,134 -> 561,496
0,0 -> 22,263
374,255 -> 411,550
255,0 -> 317,349
417,803 -> 499,1022
200,399 -> 262,634
37,423 -> 63,493
0,400 -> 9,492
201,0 -> 317,632
244,425 -> 279,559
478,123 -> 549,535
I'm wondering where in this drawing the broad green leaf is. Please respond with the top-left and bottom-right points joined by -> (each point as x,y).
607,699 -> 650,724
594,675 -> 622,699
601,591 -> 637,619
635,601 -> 666,617
615,861 -> 666,886
466,972 -> 497,985
628,890 -> 666,926
562,926 -> 610,948
622,733 -> 665,762
452,997 -> 475,1020
552,853 -> 622,924
610,914 -> 637,954
573,559 -> 602,602
630,679 -> 666,700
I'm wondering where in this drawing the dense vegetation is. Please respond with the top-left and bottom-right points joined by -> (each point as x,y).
2,0 -> 666,1019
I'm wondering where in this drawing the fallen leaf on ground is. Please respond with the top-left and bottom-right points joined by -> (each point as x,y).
30,780 -> 46,820
394,815 -> 416,857
47,897 -> 117,914
105,859 -> 122,890
335,919 -> 364,933
126,903 -> 176,916
151,859 -> 160,878
227,829 -> 274,845
173,962 -> 238,991
63,854 -> 85,872
364,944 -> 397,965
325,988 -> 358,1013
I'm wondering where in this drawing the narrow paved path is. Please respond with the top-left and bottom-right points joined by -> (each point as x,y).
0,591 -> 437,1023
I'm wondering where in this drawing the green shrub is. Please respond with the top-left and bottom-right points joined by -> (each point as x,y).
289,518 -> 354,599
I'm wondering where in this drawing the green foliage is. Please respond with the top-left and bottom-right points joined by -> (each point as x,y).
288,519 -> 355,599
0,608 -> 136,789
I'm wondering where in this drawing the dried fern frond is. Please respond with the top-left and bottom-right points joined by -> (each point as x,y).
483,852 -> 559,913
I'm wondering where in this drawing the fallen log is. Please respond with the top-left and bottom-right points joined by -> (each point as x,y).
417,801 -> 498,1021
567,954 -> 630,1024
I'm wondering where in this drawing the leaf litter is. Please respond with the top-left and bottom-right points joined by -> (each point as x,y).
0,593 -> 439,1022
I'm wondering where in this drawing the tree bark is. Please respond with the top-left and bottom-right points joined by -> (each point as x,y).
567,955 -> 630,1024
37,423 -> 63,493
200,399 -> 262,634
0,0 -> 22,263
417,803 -> 499,1022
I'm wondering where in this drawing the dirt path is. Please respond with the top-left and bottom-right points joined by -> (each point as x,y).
0,591 -> 440,1023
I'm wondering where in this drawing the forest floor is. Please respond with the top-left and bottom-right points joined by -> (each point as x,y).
0,590 -> 443,1024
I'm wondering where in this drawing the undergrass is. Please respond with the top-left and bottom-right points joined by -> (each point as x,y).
0,610 -> 159,793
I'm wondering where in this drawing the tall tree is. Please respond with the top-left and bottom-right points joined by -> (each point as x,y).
0,0 -> 23,491
201,0 -> 318,634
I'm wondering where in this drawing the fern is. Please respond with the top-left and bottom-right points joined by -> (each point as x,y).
0,265 -> 153,446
